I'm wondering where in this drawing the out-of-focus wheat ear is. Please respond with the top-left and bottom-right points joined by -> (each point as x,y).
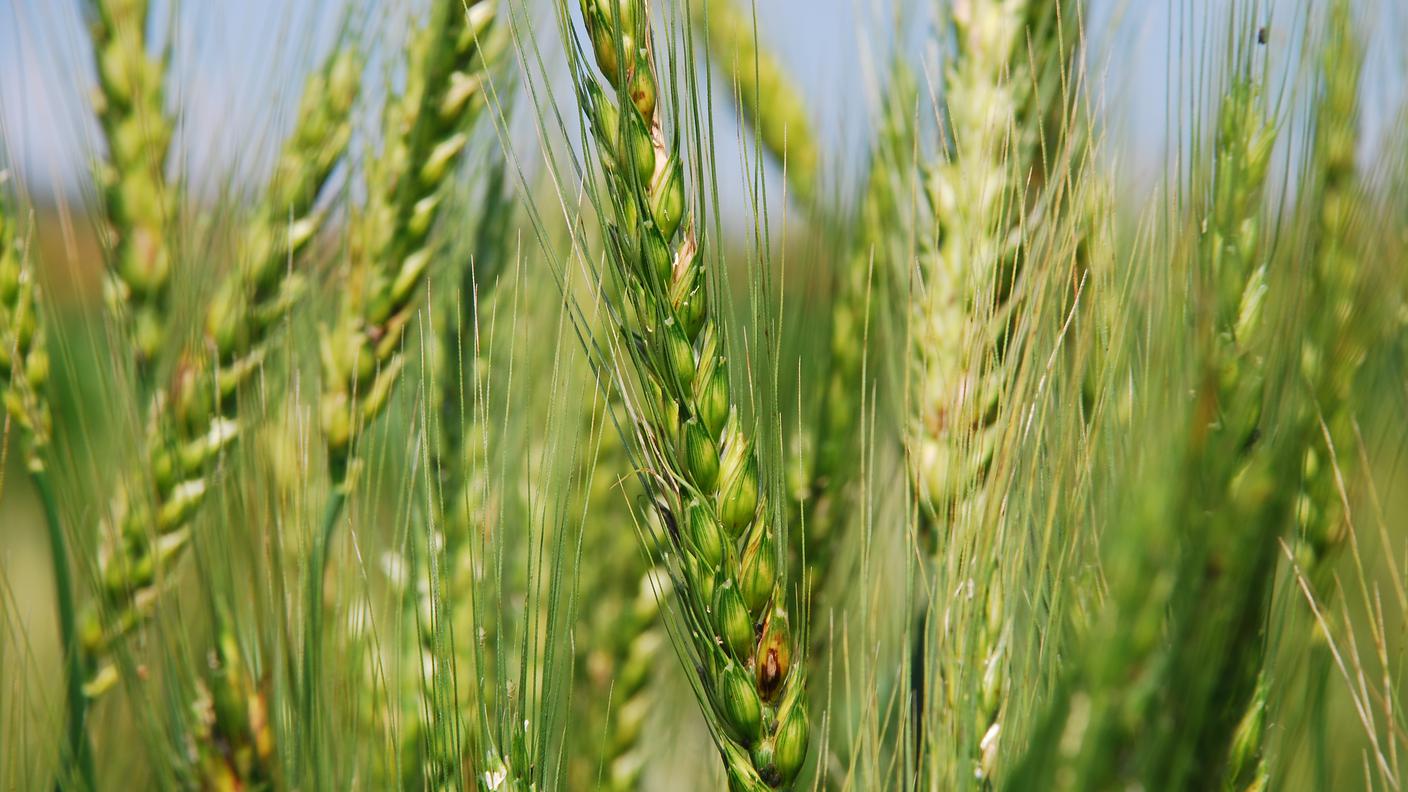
1229,3 -> 1367,787
0,179 -> 52,476
1292,0 -> 1365,601
802,58 -> 916,601
88,0 -> 177,394
1007,45 -> 1285,791
306,1 -> 502,782
574,406 -> 671,791
320,0 -> 499,490
191,620 -> 276,789
693,0 -> 819,203
80,46 -> 359,681
1146,61 -> 1284,792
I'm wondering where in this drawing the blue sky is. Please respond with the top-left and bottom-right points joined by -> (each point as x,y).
1,0 -> 1403,209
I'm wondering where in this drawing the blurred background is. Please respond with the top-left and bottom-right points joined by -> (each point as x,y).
4,0 -> 1404,210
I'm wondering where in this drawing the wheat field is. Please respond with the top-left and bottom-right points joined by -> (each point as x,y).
1,0 -> 1407,789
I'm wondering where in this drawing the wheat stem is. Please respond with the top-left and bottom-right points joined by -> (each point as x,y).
37,462 -> 95,791
298,484 -> 347,782
1,182 -> 89,788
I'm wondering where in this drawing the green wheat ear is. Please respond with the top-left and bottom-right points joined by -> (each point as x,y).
320,0 -> 499,488
803,58 -> 916,596
2,173 -> 94,786
569,389 -> 671,791
306,0 -> 503,782
79,46 -> 360,677
570,0 -> 809,787
1291,0 -> 1366,598
89,0 -> 178,393
0,180 -> 51,476
1228,4 -> 1369,787
1007,37 -> 1285,792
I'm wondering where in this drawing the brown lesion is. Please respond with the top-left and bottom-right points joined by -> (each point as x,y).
754,611 -> 791,703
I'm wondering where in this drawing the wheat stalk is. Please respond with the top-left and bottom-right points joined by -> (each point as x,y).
568,0 -> 809,786
1,175 -> 93,786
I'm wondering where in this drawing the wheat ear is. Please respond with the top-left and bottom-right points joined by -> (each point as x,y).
1008,51 -> 1282,792
802,59 -> 916,598
89,0 -> 177,393
1290,0 -> 1365,597
694,0 -> 818,203
320,0 -> 497,487
0,182 -> 51,476
572,1 -> 809,787
912,0 -> 1077,782
571,401 -> 671,791
395,177 -> 514,788
80,48 -> 359,673
307,1 -> 499,780
1227,5 -> 1366,788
